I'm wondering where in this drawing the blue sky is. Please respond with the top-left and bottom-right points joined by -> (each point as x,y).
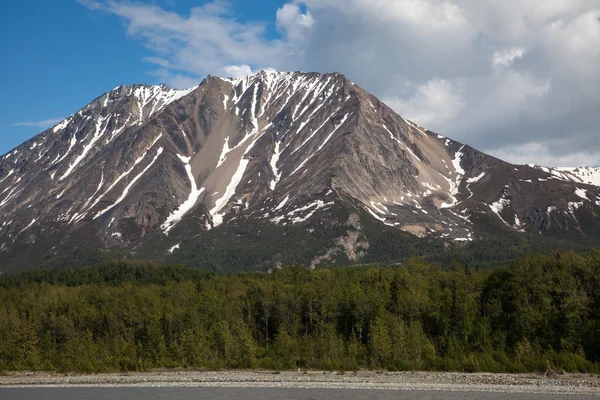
1,1 -> 599,166
0,0 -> 285,155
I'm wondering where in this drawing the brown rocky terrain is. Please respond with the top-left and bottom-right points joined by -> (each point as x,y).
1,71 -> 600,272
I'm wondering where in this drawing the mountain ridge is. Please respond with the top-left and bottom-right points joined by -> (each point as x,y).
2,70 -> 600,273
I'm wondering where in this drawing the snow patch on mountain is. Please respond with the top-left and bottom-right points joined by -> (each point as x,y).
467,172 -> 486,184
0,169 -> 14,184
489,197 -> 511,226
59,116 -> 109,181
162,155 -> 206,235
94,147 -> 164,220
568,201 -> 584,216
167,243 -> 180,254
291,112 -> 351,176
68,134 -> 164,224
130,85 -> 196,122
216,137 -> 231,169
558,167 -> 600,187
286,200 -> 334,224
269,140 -> 282,190
440,146 -> 465,209
274,195 -> 289,211
575,188 -> 588,200
52,118 -> 72,133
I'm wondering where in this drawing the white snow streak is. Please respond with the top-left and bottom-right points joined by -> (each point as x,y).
466,172 -> 486,184
162,155 -> 206,234
365,206 -> 391,225
20,219 -> 36,233
287,200 -> 334,224
489,198 -> 511,226
568,201 -> 584,216
59,116 -> 109,181
94,147 -> 163,219
209,85 -> 265,227
287,200 -> 332,216
216,137 -> 231,169
0,169 -> 14,184
53,133 -> 79,166
210,158 -> 248,227
0,186 -> 21,207
167,243 -> 181,254
82,134 -> 163,219
575,188 -> 588,200
70,170 -> 106,224
290,113 -> 351,176
370,201 -> 389,215
52,118 -> 71,133
223,94 -> 229,110
290,107 -> 341,155
383,124 -> 420,161
269,141 -> 282,190
440,146 -> 465,209
316,113 -> 351,153
274,195 -> 289,211
132,85 -> 196,123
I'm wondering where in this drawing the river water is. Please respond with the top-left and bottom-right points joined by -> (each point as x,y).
0,387 -> 596,399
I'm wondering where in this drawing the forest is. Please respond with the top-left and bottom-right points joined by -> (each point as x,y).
0,250 -> 599,373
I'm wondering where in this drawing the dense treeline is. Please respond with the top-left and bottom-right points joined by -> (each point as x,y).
0,261 -> 214,287
1,251 -> 599,373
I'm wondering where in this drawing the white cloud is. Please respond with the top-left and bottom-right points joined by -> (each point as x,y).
223,64 -> 254,78
81,0 -> 600,167
382,80 -> 465,126
490,142 -> 600,168
11,118 -> 64,128
80,0 -> 286,87
493,47 -> 526,68
276,3 -> 314,41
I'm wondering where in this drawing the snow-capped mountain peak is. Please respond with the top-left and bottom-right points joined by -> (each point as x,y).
2,71 -> 600,273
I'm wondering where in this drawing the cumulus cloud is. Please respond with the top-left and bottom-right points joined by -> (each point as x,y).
276,3 -> 314,41
493,47 -> 526,68
79,0 -> 285,85
383,80 -> 465,127
223,64 -> 254,78
81,0 -> 600,167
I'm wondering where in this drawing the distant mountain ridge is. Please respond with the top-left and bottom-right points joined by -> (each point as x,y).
2,70 -> 600,273
554,166 -> 600,187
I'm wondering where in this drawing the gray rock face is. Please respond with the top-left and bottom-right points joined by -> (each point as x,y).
1,71 -> 600,271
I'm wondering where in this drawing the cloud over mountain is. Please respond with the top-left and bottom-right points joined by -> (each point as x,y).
82,0 -> 600,167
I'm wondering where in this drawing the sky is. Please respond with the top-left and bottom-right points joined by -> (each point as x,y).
1,1 -> 599,167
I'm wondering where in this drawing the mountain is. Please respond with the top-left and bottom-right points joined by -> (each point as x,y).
2,71 -> 600,274
553,166 -> 600,187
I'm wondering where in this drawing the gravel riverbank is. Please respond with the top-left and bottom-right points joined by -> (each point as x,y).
1,370 -> 599,396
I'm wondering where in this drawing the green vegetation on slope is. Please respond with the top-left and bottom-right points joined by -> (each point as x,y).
1,250 -> 600,373
2,204 -> 596,275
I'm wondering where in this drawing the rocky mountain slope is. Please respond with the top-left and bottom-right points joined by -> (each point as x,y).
1,71 -> 600,273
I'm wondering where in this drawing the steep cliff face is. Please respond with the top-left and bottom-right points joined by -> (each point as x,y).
1,71 -> 600,272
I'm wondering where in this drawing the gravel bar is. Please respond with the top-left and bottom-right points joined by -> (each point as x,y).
1,370 -> 599,396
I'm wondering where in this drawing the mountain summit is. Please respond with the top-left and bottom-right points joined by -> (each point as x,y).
2,71 -> 600,273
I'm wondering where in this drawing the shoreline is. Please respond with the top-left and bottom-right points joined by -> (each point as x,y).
1,370 -> 599,395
